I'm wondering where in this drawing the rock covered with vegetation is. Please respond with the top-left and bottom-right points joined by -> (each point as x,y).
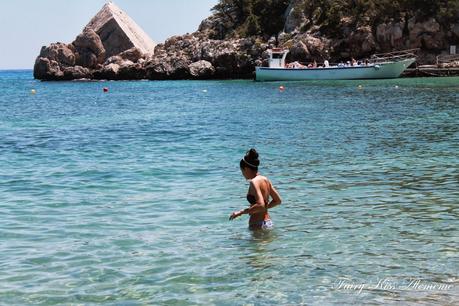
202,0 -> 458,63
34,0 -> 459,80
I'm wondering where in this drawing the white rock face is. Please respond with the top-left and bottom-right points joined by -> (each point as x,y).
284,0 -> 307,33
85,2 -> 156,58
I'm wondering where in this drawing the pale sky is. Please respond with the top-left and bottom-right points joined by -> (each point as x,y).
0,0 -> 218,69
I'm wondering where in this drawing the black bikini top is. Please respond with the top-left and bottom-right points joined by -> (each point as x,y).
246,194 -> 257,205
247,194 -> 269,206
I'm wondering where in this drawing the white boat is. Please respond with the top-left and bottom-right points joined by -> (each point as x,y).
255,49 -> 416,81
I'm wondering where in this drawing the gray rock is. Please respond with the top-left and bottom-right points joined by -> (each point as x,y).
214,50 -> 238,76
349,26 -> 375,55
290,40 -> 310,62
38,43 -> 76,66
73,28 -> 105,68
284,0 -> 307,33
84,2 -> 156,58
104,55 -> 123,65
33,58 -> 64,80
408,17 -> 445,50
145,58 -> 173,80
73,29 -> 105,59
119,60 -> 135,68
376,21 -> 404,50
198,15 -> 225,39
63,66 -> 91,79
189,60 -> 215,79
93,63 -> 120,80
166,57 -> 191,79
119,47 -> 144,63
118,63 -> 145,80
75,52 -> 99,69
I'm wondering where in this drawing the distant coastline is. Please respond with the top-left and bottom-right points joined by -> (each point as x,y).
33,1 -> 459,81
0,69 -> 33,72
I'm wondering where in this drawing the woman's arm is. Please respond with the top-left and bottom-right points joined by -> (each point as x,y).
267,180 -> 282,209
229,181 -> 266,220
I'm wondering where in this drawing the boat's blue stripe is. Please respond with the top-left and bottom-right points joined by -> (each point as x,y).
256,66 -> 376,71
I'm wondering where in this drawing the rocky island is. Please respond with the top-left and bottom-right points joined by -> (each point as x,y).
34,0 -> 459,81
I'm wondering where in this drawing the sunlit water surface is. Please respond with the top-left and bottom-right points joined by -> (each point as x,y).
0,71 -> 458,305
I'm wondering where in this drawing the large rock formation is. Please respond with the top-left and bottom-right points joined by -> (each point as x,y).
34,1 -> 458,81
34,2 -> 155,80
84,2 -> 156,58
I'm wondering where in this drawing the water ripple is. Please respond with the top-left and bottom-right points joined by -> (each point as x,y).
0,72 -> 458,304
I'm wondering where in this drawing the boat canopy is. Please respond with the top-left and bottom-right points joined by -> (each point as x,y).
268,49 -> 289,68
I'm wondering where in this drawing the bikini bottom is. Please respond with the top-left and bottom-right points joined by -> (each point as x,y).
249,219 -> 273,230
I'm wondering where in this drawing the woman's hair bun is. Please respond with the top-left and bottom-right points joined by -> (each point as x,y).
247,148 -> 259,160
245,148 -> 260,167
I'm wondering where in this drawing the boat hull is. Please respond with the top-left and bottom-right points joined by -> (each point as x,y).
255,58 -> 415,81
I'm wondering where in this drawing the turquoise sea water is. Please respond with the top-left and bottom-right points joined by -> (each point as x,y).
0,70 -> 458,305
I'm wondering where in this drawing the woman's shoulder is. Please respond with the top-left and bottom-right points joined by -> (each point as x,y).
253,175 -> 271,186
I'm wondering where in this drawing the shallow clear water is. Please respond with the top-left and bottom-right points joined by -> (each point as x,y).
0,70 -> 458,305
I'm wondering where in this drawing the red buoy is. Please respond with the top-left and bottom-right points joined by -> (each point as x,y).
103,87 -> 109,93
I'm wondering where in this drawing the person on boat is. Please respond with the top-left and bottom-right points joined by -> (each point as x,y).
229,149 -> 282,230
287,61 -> 305,69
312,60 -> 317,68
324,59 -> 330,67
351,58 -> 357,66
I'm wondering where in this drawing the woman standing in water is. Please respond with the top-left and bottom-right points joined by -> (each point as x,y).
229,149 -> 282,230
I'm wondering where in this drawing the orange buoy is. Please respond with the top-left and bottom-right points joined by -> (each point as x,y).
103,87 -> 109,93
